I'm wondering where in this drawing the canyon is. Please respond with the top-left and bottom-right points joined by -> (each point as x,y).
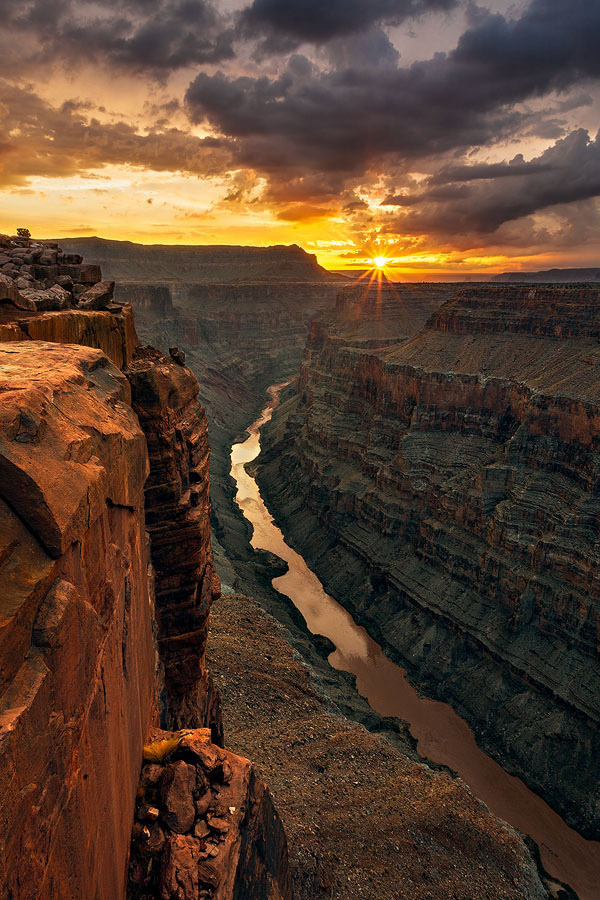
257,282 -> 600,846
57,237 -> 348,578
1,233 -> 596,900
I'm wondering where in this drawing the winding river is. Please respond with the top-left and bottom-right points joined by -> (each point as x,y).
231,380 -> 600,900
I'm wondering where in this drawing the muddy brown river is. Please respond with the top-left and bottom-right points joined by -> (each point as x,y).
231,381 -> 600,900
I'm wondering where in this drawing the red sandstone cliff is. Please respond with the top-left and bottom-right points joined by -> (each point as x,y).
0,342 -> 156,899
127,346 -> 221,734
0,238 -> 292,900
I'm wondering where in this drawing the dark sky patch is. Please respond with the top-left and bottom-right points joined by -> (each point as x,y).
238,0 -> 458,50
0,0 -> 235,73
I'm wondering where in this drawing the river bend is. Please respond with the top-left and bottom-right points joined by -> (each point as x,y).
230,380 -> 600,900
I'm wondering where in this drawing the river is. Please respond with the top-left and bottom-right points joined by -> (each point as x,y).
230,380 -> 600,900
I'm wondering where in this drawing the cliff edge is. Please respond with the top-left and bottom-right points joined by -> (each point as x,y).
0,235 -> 292,900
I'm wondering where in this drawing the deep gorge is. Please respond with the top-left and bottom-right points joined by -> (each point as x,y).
1,236 -> 598,900
256,283 -> 600,843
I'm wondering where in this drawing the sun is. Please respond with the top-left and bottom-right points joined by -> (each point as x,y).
373,256 -> 387,268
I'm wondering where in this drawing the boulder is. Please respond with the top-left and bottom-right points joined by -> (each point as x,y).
0,273 -> 35,311
169,346 -> 186,366
159,835 -> 201,900
78,280 -> 115,310
55,275 -> 74,291
160,761 -> 196,834
57,263 -> 102,285
20,284 -> 72,311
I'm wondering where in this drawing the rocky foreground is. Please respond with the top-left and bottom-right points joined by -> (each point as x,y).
258,282 -> 600,839
208,592 -> 552,900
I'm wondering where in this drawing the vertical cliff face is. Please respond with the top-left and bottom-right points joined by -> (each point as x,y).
0,240 -> 292,900
0,343 -> 157,900
126,346 -> 222,735
258,283 -> 600,838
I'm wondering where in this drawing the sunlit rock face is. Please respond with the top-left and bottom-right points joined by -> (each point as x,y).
258,283 -> 600,838
0,243 -> 293,900
0,342 -> 156,900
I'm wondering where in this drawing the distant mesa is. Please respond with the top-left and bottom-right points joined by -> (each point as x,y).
54,236 -> 345,284
494,267 -> 600,283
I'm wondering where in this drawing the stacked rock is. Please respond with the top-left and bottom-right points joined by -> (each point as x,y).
128,730 -> 243,900
0,233 -> 115,312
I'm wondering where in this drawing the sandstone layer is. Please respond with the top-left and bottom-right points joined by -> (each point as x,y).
258,283 -> 600,838
127,346 -> 221,734
0,342 -> 156,900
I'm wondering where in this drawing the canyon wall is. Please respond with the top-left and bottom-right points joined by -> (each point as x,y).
258,283 -> 600,838
494,269 -> 600,282
0,239 -> 292,900
127,346 -> 221,734
0,341 -> 156,900
106,263 -> 346,587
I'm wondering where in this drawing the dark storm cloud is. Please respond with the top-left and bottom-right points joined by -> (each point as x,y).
0,80 -> 233,186
426,158 -> 554,184
187,0 -> 600,169
0,0 -> 235,73
238,0 -> 458,50
382,129 -> 600,234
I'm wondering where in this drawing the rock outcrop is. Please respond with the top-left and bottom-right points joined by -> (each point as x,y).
127,347 -> 221,734
258,283 -> 600,838
0,232 -> 110,311
128,728 -> 292,900
0,342 -> 156,900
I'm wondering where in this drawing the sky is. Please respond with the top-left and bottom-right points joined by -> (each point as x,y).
0,0 -> 599,277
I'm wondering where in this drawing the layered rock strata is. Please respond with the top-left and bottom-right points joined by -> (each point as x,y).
258,283 -> 600,837
0,246 -> 292,898
58,236 -> 343,283
122,278 -> 345,587
127,346 -> 221,734
0,343 -> 156,900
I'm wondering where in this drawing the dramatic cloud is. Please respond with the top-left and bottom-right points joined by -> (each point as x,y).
0,0 -> 235,74
1,0 -> 599,269
382,129 -> 600,234
239,0 -> 458,49
187,0 -> 600,174
0,80 -> 232,187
